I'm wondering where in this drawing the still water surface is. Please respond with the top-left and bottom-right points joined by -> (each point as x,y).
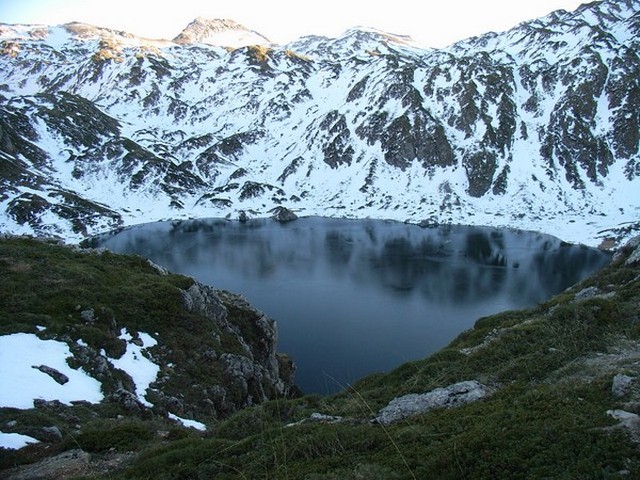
95,217 -> 611,394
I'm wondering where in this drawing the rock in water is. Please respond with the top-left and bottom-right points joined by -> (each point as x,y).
271,206 -> 298,223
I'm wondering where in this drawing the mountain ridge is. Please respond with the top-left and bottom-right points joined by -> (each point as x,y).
0,0 -> 638,246
172,17 -> 273,47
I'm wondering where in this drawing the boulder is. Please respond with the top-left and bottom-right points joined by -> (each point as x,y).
271,206 -> 298,223
32,365 -> 69,385
42,425 -> 63,441
375,380 -> 490,425
612,374 -> 634,398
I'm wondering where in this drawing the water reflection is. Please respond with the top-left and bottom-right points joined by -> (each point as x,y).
95,217 -> 611,394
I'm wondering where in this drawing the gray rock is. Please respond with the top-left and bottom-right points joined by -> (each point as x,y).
180,281 -> 298,415
147,259 -> 169,275
69,344 -> 112,379
32,365 -> 69,385
181,283 -> 227,324
286,412 -> 343,427
2,449 -> 90,480
271,206 -> 298,223
615,236 -> 640,263
573,286 -> 616,302
612,374 -> 634,398
375,380 -> 490,425
607,409 -> 640,443
309,412 -> 343,423
625,236 -> 640,250
42,425 -> 63,440
626,244 -> 640,266
33,399 -> 65,409
80,308 -> 95,324
107,387 -> 147,414
574,286 -> 601,300
418,217 -> 439,228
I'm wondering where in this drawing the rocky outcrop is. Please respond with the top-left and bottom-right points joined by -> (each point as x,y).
0,237 -> 297,427
1,449 -> 135,480
179,282 -> 297,413
626,240 -> 640,266
374,380 -> 491,425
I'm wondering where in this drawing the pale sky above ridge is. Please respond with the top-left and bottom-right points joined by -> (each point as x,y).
1,0 -> 590,48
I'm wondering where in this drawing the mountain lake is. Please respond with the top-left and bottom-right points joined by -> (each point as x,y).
93,217 -> 611,394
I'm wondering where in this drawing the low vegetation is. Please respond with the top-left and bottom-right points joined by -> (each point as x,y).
246,45 -> 272,65
1,235 -> 640,478
92,36 -> 124,63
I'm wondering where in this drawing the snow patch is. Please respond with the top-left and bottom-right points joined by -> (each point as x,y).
0,431 -> 39,450
109,329 -> 159,407
168,413 -> 207,431
0,333 -> 103,409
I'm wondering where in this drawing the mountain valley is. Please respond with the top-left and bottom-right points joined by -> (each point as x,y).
2,1 -> 640,477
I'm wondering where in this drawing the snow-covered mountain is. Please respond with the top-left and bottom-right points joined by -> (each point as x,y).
0,0 -> 638,246
172,18 -> 272,47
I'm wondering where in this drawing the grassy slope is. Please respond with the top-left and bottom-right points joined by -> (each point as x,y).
1,236 -> 639,479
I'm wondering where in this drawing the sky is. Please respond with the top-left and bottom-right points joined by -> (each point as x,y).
1,0 -> 589,48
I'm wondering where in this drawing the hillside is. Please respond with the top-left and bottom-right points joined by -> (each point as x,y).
0,235 -> 639,478
0,235 -> 296,468
0,0 -> 638,246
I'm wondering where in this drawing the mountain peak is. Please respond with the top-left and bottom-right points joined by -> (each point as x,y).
172,17 -> 272,47
343,26 -> 417,45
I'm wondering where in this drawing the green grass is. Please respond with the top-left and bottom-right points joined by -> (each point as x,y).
122,379 -> 636,479
61,420 -> 155,453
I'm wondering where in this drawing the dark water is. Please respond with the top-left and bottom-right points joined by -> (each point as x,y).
94,217 -> 611,394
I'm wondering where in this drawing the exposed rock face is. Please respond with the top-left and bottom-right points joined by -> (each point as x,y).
607,409 -> 640,443
180,282 -> 297,413
375,380 -> 490,425
627,243 -> 640,266
0,237 -> 297,424
1,448 -> 135,480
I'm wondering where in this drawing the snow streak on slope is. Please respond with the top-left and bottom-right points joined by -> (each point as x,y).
108,329 -> 160,407
0,0 -> 638,246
